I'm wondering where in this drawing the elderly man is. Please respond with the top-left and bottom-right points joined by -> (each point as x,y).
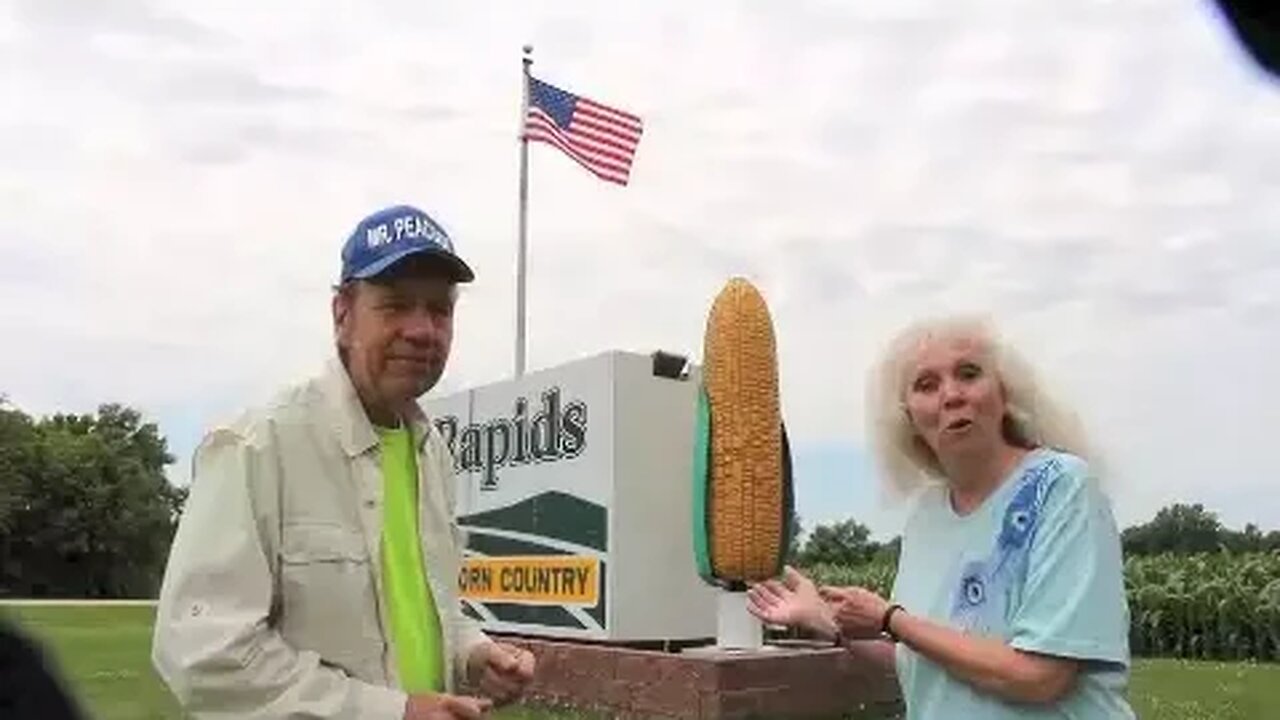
153,205 -> 535,720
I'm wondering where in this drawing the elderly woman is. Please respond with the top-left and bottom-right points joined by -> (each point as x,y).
747,316 -> 1135,718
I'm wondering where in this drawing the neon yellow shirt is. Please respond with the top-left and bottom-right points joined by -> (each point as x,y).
377,426 -> 444,693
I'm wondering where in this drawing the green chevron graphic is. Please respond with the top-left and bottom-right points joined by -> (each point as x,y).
459,490 -> 606,552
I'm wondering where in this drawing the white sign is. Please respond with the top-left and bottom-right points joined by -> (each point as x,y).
423,350 -> 716,641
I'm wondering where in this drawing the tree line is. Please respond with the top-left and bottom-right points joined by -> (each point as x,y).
0,399 -> 185,598
790,502 -> 1280,568
1,396 -> 1274,599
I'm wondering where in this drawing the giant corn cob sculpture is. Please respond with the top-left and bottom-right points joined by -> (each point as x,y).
692,278 -> 795,587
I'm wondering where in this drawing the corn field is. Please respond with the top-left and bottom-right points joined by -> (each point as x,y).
804,561 -> 896,598
800,551 -> 1280,661
1125,552 -> 1280,661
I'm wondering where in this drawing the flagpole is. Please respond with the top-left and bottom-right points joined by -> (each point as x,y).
515,45 -> 533,378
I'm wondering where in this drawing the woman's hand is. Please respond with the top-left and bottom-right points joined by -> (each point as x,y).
746,566 -> 839,639
818,585 -> 891,639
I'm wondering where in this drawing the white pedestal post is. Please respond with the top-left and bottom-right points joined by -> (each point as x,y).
715,589 -> 763,650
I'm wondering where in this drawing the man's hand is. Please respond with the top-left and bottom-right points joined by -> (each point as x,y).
466,641 -> 536,705
403,693 -> 492,720
746,566 -> 839,639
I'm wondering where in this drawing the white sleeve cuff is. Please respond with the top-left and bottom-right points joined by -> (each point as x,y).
352,682 -> 408,720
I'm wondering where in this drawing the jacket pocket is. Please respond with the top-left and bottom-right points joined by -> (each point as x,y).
278,522 -> 382,680
282,522 -> 369,564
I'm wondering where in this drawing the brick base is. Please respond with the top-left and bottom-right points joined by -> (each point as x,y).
485,637 -> 902,719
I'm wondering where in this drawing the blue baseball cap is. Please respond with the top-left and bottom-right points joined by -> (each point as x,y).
339,204 -> 475,283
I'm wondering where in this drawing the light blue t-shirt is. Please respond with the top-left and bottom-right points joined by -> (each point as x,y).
890,448 -> 1136,719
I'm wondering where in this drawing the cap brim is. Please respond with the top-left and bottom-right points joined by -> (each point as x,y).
347,246 -> 475,283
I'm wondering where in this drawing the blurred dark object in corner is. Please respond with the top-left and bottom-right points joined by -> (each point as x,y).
1213,0 -> 1280,78
0,618 -> 86,720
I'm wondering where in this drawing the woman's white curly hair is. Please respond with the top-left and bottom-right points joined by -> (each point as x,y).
866,314 -> 1095,496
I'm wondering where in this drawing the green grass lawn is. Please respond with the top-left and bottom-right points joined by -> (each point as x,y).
4,603 -> 1277,719
4,603 -> 179,720
1127,657 -> 1277,720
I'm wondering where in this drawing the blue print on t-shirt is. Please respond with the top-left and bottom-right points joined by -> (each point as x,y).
956,560 -> 989,609
951,456 -> 1064,631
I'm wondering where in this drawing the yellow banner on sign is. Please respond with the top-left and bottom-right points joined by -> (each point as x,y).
458,555 -> 599,606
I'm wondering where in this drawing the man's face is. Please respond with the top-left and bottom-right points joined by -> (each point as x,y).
333,262 -> 456,420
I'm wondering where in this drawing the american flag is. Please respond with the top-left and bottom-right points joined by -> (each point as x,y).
523,76 -> 643,186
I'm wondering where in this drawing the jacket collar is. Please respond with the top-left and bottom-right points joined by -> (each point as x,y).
322,354 -> 432,458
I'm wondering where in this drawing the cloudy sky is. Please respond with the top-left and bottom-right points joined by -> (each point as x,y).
2,0 -> 1277,538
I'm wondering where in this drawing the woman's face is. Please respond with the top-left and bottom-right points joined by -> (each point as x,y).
902,335 -> 1008,461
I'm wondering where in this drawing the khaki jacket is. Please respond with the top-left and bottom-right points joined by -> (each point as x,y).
152,357 -> 490,719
